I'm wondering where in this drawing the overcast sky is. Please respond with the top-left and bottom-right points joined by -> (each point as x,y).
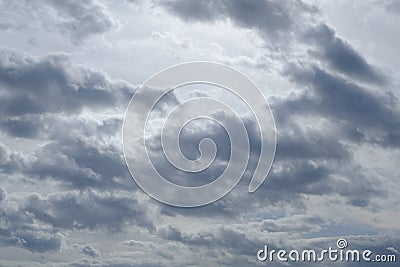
0,0 -> 399,266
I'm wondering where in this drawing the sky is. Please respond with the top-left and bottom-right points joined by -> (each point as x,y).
0,0 -> 400,266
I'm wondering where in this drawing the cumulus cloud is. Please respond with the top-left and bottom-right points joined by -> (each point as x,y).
0,187 -> 64,253
0,48 -> 136,195
0,0 -> 116,43
0,48 -> 132,119
0,186 -> 158,255
0,0 -> 399,266
0,45 -> 155,250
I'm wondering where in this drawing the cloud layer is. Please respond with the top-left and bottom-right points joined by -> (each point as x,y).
0,0 -> 399,266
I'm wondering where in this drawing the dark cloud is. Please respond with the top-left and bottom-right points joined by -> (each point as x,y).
142,82 -> 385,218
29,132 -> 129,189
275,123 -> 349,160
304,24 -> 386,85
0,1 -> 399,266
0,117 -> 41,138
0,185 -> 156,254
0,48 -> 135,191
256,63 -> 398,207
161,0 -> 317,39
162,1 -> 386,88
144,78 -> 385,215
157,224 -> 260,257
0,187 -> 6,202
23,190 -> 155,232
163,0 -> 220,22
1,44 -> 392,266
0,129 -> 131,191
280,65 -> 400,146
0,187 -> 63,253
0,188 -> 165,264
0,48 -> 133,119
266,160 -> 330,193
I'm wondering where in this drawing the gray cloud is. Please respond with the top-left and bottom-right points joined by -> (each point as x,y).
279,65 -> 400,147
44,0 -> 116,43
261,214 -> 326,233
30,133 -> 129,189
161,0 -> 317,40
0,186 -> 159,256
0,48 -> 133,119
0,128 -> 131,191
303,24 -> 386,85
81,244 -> 102,258
384,0 -> 400,15
276,122 -> 350,160
161,1 -> 386,88
0,48 -> 135,190
0,187 -> 64,253
0,0 -> 116,43
23,190 -> 156,232
157,224 -> 260,258
156,220 -> 400,266
0,1 -> 399,266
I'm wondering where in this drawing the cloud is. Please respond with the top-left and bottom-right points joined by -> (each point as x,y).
280,65 -> 400,147
0,0 -> 116,43
155,220 -> 400,266
0,48 -> 136,190
0,1 -> 399,266
136,74 -> 389,215
29,131 -> 129,189
0,48 -> 133,119
162,0 -> 220,22
303,24 -> 386,85
0,141 -> 29,175
275,122 -> 350,160
384,0 -> 400,15
160,2 -> 387,88
0,123 -> 131,190
261,214 -> 326,233
81,244 -> 102,258
23,190 -> 156,232
157,224 -> 260,257
0,186 -> 159,256
161,0 -> 317,40
257,63 -> 398,207
0,187 -> 64,253
0,187 -> 6,202
44,0 -> 116,43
